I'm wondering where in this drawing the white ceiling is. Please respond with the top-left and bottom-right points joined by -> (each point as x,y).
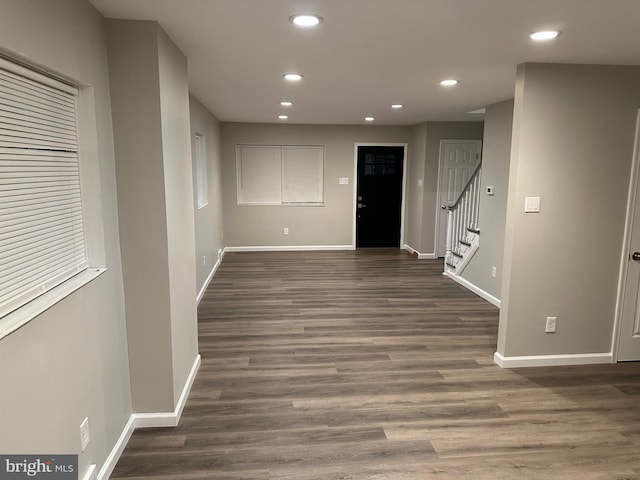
89,0 -> 640,125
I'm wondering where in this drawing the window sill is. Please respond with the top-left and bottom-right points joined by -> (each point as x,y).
238,203 -> 326,207
0,268 -> 107,340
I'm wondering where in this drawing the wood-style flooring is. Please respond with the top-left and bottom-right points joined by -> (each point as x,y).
111,249 -> 640,480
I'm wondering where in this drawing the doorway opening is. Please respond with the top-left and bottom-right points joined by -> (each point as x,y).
354,144 -> 406,248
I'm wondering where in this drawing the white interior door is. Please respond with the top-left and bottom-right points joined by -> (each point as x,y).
618,114 -> 640,361
436,140 -> 482,257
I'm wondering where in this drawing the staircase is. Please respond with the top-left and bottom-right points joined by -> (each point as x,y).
444,163 -> 482,275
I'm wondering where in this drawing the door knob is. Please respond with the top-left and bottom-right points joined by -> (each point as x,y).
632,252 -> 640,262
441,205 -> 447,210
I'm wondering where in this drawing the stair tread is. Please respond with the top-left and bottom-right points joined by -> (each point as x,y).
467,227 -> 480,234
451,251 -> 463,258
459,240 -> 471,247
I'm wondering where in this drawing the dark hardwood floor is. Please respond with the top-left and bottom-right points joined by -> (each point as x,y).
112,249 -> 640,479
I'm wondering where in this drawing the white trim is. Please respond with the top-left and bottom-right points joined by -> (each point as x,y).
400,147 -> 408,249
97,355 -> 201,479
494,351 -> 613,368
403,244 -> 437,259
0,268 -> 106,340
196,249 -> 225,305
81,464 -> 97,480
133,354 -> 201,428
613,109 -> 640,362
353,143 -> 408,249
0,56 -> 78,95
434,139 -> 483,258
352,146 -> 358,249
224,245 -> 354,252
97,415 -> 135,480
445,269 -> 501,308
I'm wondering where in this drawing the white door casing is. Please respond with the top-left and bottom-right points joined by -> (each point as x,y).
435,140 -> 482,258
617,110 -> 640,361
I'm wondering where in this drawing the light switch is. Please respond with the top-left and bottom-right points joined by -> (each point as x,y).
339,177 -> 349,185
525,196 -> 541,213
417,179 -> 423,187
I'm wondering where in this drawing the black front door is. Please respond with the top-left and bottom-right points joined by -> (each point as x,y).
356,146 -> 404,248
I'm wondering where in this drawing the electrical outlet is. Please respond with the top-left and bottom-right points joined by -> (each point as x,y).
491,266 -> 497,278
545,316 -> 557,333
283,227 -> 289,235
80,417 -> 90,452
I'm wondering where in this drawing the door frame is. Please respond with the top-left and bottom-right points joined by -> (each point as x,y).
434,139 -> 483,257
613,109 -> 640,361
352,143 -> 408,249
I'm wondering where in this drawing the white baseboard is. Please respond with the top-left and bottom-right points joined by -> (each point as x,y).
98,354 -> 201,479
133,354 -> 201,428
97,415 -> 135,480
402,244 -> 436,259
445,270 -> 501,308
224,245 -> 354,252
196,250 -> 225,305
494,351 -> 613,368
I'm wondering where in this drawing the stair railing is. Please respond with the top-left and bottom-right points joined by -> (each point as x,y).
445,163 -> 482,267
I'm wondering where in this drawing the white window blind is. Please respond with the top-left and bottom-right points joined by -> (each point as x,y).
0,59 -> 87,319
282,146 -> 323,204
236,145 -> 324,205
237,145 -> 282,205
194,133 -> 208,209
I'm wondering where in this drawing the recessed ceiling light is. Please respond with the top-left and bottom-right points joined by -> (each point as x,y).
278,115 -> 289,120
440,79 -> 459,87
529,30 -> 561,41
280,101 -> 293,107
284,73 -> 303,82
391,104 -> 404,109
365,117 -> 375,122
289,14 -> 324,27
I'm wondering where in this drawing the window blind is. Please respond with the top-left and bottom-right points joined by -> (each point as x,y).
282,146 -> 323,204
237,145 -> 282,205
236,145 -> 324,205
0,59 -> 87,319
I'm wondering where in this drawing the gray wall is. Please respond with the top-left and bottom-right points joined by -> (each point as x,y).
107,19 -> 173,413
0,0 -> 131,476
221,123 -> 410,248
157,28 -> 199,404
404,123 -> 428,252
423,122 -> 485,254
498,63 -> 640,357
190,95 -> 225,295
462,100 -> 514,300
107,20 -> 199,411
